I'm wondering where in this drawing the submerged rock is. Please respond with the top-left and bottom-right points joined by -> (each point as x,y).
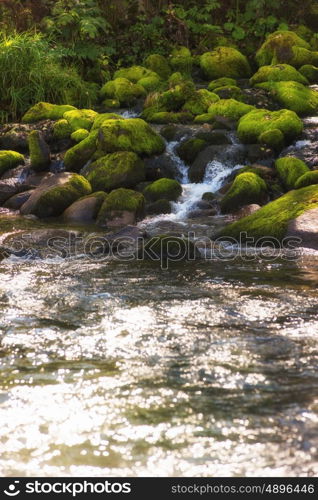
138,234 -> 200,262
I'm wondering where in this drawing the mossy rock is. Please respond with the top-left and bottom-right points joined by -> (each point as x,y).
218,185 -> 318,242
195,99 -> 254,123
63,109 -> 97,132
258,128 -> 284,151
294,24 -> 313,43
22,102 -> 76,123
53,119 -> 72,140
250,64 -> 308,85
208,77 -> 237,91
20,173 -> 92,218
100,77 -> 146,106
257,81 -> 318,116
182,89 -> 220,115
213,85 -> 244,101
161,81 -> 196,111
0,150 -> 25,177
138,75 -> 162,92
71,129 -> 89,143
63,130 -> 98,172
195,130 -> 231,145
97,188 -> 145,225
295,170 -> 318,189
168,72 -> 191,87
145,111 -> 193,124
86,151 -> 145,192
146,199 -> 171,215
92,113 -> 122,130
200,47 -> 251,80
255,30 -> 318,68
169,47 -> 193,76
114,65 -> 157,83
28,130 -> 50,172
220,172 -> 267,214
299,64 -> 318,83
143,178 -> 182,202
140,234 -> 200,261
237,108 -> 303,145
62,191 -> 107,223
144,54 -> 171,80
275,157 -> 309,190
159,124 -> 179,141
97,118 -> 165,156
177,138 -> 207,165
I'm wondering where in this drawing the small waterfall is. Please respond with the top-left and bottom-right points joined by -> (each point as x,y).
118,109 -> 140,119
162,138 -> 244,221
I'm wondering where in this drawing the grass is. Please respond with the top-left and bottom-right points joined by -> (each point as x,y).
0,31 -> 98,122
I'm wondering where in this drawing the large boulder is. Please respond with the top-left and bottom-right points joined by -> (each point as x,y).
63,109 -> 97,132
195,99 -> 254,123
255,30 -> 317,68
63,130 -> 98,172
0,151 -> 25,177
275,157 -> 309,190
97,188 -> 145,228
218,185 -> 318,243
100,78 -> 146,106
250,64 -> 308,85
86,152 -> 145,192
63,192 -> 107,223
237,109 -> 303,145
220,172 -> 268,214
28,130 -> 51,172
257,81 -> 318,116
286,207 -> 318,250
200,47 -> 251,80
20,173 -> 92,218
22,102 -> 76,123
143,178 -> 182,202
96,118 -> 165,156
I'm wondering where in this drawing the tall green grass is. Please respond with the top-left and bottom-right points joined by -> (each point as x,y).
0,32 -> 98,123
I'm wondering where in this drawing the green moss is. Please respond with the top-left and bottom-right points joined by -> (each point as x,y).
299,64 -> 318,83
218,185 -> 318,242
160,81 -> 196,111
200,47 -> 251,80
145,111 -> 193,123
169,47 -> 193,75
144,54 -> 171,80
28,130 -> 50,172
177,138 -> 207,164
220,172 -> 267,214
140,234 -> 199,261
63,130 -> 98,172
250,64 -> 308,85
182,89 -> 220,115
208,77 -> 237,91
213,85 -> 244,101
288,46 -> 318,68
294,25 -> 313,43
63,109 -> 97,132
71,129 -> 89,142
97,118 -> 165,156
200,99 -> 254,122
258,81 -> 318,116
92,113 -> 122,130
255,30 -> 310,67
114,65 -> 156,83
194,113 -> 218,124
144,178 -> 182,202
53,119 -> 72,140
22,102 -> 76,123
168,72 -> 189,87
32,174 -> 92,218
138,75 -> 162,92
86,151 -> 145,192
97,188 -> 145,224
146,199 -> 171,215
295,170 -> 318,189
258,128 -> 284,151
0,150 -> 25,176
275,157 -> 309,190
100,78 -> 146,106
237,108 -> 303,144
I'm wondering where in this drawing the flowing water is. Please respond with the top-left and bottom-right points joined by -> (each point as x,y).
1,121 -> 318,477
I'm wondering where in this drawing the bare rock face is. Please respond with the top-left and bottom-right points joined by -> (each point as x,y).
286,207 -> 318,250
234,204 -> 261,219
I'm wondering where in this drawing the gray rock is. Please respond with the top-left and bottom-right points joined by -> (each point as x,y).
4,190 -> 34,210
286,207 -> 318,250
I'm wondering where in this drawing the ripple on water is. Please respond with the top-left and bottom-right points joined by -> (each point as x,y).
0,257 -> 318,476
